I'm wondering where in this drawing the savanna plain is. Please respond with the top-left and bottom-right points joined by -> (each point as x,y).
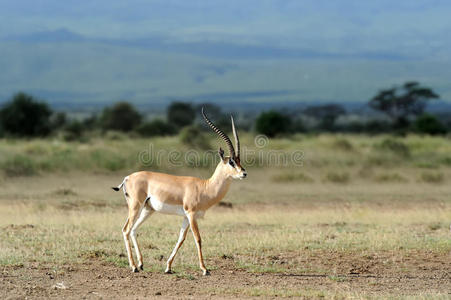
0,134 -> 450,299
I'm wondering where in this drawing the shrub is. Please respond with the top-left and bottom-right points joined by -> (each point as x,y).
414,114 -> 447,135
179,125 -> 210,149
255,111 -> 291,137
324,171 -> 350,183
104,131 -> 127,140
0,92 -> 53,137
428,223 -> 442,231
332,138 -> 353,151
63,120 -> 85,141
272,172 -> 314,183
374,173 -> 408,183
414,160 -> 439,169
167,102 -> 195,129
136,120 -> 177,137
441,156 -> 451,166
420,171 -> 444,183
376,138 -> 410,157
1,155 -> 37,177
51,112 -> 67,130
100,102 -> 141,132
83,114 -> 99,130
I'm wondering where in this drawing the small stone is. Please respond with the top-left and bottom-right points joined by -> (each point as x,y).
52,282 -> 67,290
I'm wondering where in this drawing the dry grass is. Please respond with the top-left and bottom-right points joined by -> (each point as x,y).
1,172 -> 450,270
1,135 -> 451,298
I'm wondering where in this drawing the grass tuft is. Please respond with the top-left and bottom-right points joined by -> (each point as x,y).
374,173 -> 408,183
271,172 -> 314,183
53,188 -> 78,196
420,171 -> 444,183
332,137 -> 354,151
1,154 -> 37,177
324,171 -> 350,183
376,138 -> 411,157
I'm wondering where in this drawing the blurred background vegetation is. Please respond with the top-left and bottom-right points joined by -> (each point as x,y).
0,81 -> 451,181
0,1 -> 450,179
0,81 -> 446,140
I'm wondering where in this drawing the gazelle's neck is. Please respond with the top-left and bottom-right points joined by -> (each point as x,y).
205,163 -> 232,205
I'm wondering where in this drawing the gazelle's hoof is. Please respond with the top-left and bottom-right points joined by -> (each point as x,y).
202,270 -> 210,276
139,264 -> 144,271
133,267 -> 139,273
164,269 -> 174,274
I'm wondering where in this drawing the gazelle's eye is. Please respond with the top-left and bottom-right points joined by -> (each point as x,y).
229,160 -> 235,167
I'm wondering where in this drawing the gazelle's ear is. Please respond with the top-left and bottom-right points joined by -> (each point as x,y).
218,147 -> 225,161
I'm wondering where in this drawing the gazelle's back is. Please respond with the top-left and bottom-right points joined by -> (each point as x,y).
127,171 -> 203,208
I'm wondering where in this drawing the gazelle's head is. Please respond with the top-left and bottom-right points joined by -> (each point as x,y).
202,108 -> 247,180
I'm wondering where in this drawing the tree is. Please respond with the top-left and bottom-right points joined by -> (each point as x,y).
255,110 -> 291,137
136,119 -> 177,137
0,92 -> 53,137
100,102 -> 141,132
369,82 -> 439,128
303,104 -> 346,131
167,102 -> 195,129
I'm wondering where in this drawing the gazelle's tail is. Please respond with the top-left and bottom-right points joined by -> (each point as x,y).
112,176 -> 129,191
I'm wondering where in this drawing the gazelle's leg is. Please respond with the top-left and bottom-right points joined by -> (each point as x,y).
130,203 -> 154,271
121,218 -> 133,269
165,217 -> 189,274
187,213 -> 209,275
122,202 -> 141,272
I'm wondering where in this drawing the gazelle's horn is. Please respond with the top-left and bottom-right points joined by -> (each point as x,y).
202,107 -> 235,158
231,115 -> 240,158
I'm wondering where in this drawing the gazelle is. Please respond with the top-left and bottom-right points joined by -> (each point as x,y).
113,108 -> 247,275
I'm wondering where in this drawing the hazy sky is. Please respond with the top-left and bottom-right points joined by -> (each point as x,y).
1,0 -> 450,105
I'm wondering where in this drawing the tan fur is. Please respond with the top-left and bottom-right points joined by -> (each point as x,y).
118,155 -> 246,275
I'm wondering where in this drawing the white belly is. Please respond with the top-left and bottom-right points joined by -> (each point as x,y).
149,196 -> 185,216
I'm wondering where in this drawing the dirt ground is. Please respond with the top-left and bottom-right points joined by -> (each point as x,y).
2,250 -> 450,299
1,173 -> 451,298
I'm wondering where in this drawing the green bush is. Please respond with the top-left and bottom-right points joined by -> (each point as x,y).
0,92 -> 53,137
255,111 -> 291,137
414,114 -> 447,135
441,156 -> 451,166
1,155 -> 37,177
179,126 -> 210,149
136,120 -> 176,137
167,102 -> 195,129
63,120 -> 85,141
100,102 -> 141,132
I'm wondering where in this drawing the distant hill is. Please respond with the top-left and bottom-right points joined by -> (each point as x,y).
0,1 -> 450,106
